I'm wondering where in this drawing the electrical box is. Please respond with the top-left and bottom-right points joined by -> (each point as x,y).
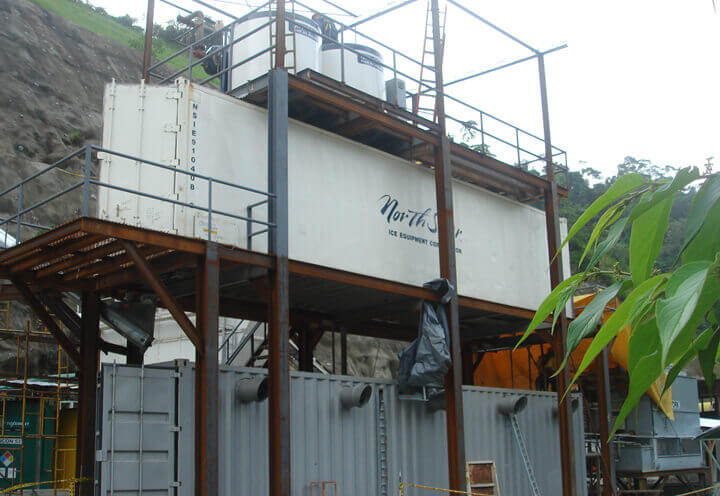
385,78 -> 407,109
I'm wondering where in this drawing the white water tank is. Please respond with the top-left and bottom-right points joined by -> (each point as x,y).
321,43 -> 386,99
230,11 -> 321,91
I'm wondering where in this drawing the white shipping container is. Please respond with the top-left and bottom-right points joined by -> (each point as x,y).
99,79 -> 570,310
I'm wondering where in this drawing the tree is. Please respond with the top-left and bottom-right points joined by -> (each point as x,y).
518,167 -> 720,434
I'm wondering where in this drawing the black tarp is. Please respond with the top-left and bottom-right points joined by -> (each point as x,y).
397,278 -> 454,394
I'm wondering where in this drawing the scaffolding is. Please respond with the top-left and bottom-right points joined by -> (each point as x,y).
0,302 -> 77,495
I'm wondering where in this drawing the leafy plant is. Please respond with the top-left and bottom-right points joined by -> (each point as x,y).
517,167 -> 720,435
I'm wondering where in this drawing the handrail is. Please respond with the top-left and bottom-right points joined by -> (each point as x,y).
0,145 -> 275,246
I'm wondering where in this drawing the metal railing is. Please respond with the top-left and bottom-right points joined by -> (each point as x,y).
0,144 -> 275,245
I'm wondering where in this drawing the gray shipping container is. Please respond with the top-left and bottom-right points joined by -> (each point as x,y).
97,362 -> 587,496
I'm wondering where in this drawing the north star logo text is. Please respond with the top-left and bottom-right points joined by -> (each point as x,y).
378,194 -> 462,239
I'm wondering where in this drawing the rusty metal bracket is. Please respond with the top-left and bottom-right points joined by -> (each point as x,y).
9,276 -> 81,366
119,240 -> 201,349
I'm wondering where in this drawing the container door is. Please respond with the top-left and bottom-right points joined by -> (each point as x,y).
98,82 -> 180,233
98,364 -> 179,496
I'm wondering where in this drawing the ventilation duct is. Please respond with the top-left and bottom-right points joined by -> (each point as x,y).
235,377 -> 268,403
339,384 -> 372,409
497,395 -> 528,416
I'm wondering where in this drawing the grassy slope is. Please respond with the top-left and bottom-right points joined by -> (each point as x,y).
28,0 -> 212,80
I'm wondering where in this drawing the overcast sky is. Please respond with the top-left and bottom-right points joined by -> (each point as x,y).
92,0 -> 720,179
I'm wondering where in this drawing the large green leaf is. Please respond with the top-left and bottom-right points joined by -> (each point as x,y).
556,280 -> 631,373
629,197 -> 673,286
584,216 -> 630,271
612,318 -> 663,435
698,329 -> 720,388
612,353 -> 661,436
656,261 -> 713,364
678,174 -> 720,261
579,203 -> 624,267
683,199 -> 720,264
568,274 -> 668,390
557,173 -> 647,258
664,268 -> 720,365
515,272 -> 587,349
664,326 -> 716,394
627,167 -> 700,223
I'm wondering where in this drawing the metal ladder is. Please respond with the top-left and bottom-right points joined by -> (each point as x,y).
508,413 -> 542,496
377,388 -> 388,496
269,1 -> 298,73
414,0 -> 447,120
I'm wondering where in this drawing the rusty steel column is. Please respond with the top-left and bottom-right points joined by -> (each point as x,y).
430,0 -> 466,490
597,347 -> 617,496
142,0 -> 155,83
275,0 -> 286,69
77,291 -> 100,496
267,68 -> 291,496
195,243 -> 220,496
538,52 -> 576,495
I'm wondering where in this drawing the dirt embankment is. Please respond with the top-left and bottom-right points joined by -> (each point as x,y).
0,0 -> 151,375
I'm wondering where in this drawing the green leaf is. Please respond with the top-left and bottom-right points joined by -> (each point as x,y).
664,268 -> 720,366
612,322 -> 663,435
611,317 -> 664,435
627,167 -> 700,223
679,174 -> 720,261
664,326 -> 716,394
515,273 -> 587,349
579,203 -> 624,267
556,280 -> 631,373
584,216 -> 629,271
557,173 -> 647,259
683,199 -> 720,264
698,329 -> 720,389
568,274 -> 668,391
656,261 -> 713,364
629,197 -> 673,286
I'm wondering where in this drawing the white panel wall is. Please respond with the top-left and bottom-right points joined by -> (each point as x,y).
100,79 -> 569,310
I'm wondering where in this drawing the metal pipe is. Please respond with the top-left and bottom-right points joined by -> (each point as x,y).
447,0 -> 538,53
143,0 -> 155,83
344,0 -> 419,29
444,44 -> 567,89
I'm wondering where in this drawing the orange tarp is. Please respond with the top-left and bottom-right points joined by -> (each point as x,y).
473,292 -> 674,419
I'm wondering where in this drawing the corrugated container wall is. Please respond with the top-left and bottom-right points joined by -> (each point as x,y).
97,363 -> 587,496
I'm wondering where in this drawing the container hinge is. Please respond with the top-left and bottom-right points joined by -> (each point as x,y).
169,481 -> 181,487
166,90 -> 182,100
170,425 -> 181,432
164,123 -> 181,133
96,152 -> 108,161
95,450 -> 106,462
167,158 -> 180,167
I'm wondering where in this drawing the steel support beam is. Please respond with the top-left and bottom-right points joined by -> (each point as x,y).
77,291 -> 100,496
340,326 -> 348,375
298,328 -> 314,372
538,52 -> 576,495
267,68 -> 291,496
143,0 -> 155,82
9,276 -> 81,366
195,243 -> 220,496
120,240 -> 201,348
431,0 -> 466,490
597,347 -> 617,496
